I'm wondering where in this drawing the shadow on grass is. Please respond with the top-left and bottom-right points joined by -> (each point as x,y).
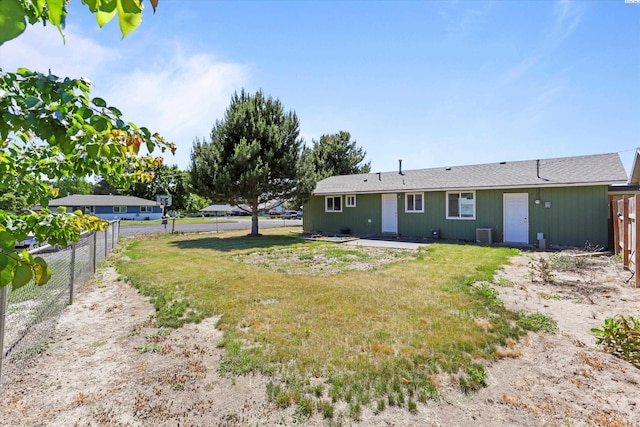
169,233 -> 302,252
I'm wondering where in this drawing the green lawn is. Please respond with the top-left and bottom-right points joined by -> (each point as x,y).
116,227 -> 525,420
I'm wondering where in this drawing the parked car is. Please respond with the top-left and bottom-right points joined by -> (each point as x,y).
281,210 -> 299,219
15,233 -> 38,249
230,210 -> 250,216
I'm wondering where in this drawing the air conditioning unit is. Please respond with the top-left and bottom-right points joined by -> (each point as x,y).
476,228 -> 493,245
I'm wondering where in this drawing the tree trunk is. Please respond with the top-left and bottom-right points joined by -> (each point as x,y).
250,201 -> 260,236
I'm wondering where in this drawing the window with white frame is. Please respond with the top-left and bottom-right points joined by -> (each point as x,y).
140,206 -> 153,213
405,193 -> 424,213
345,195 -> 356,207
325,196 -> 342,212
113,206 -> 127,213
447,191 -> 476,219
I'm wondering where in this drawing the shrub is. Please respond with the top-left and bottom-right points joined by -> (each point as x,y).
592,315 -> 640,366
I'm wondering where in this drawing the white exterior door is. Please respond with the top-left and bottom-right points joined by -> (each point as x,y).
503,193 -> 529,243
381,193 -> 398,233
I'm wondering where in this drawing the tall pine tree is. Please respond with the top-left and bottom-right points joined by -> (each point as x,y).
190,90 -> 302,236
311,131 -> 371,179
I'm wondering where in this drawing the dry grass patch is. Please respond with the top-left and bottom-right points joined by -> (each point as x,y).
495,349 -> 522,359
236,245 -> 416,275
578,351 -> 607,370
117,227 -> 527,419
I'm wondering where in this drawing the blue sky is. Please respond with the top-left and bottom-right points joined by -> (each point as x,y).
1,0 -> 639,175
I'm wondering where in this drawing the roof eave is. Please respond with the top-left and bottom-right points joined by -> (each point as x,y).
313,180 -> 625,196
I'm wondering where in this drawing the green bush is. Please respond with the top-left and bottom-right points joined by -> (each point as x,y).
592,315 -> 640,365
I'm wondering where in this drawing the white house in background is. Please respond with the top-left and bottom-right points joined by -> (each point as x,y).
49,195 -> 163,221
200,204 -> 235,216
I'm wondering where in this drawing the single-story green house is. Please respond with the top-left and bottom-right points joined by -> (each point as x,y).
303,152 -> 628,248
49,195 -> 163,221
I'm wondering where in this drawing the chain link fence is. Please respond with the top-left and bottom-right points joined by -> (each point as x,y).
0,221 -> 120,391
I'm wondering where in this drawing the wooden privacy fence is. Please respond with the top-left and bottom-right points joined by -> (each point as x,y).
611,195 -> 640,288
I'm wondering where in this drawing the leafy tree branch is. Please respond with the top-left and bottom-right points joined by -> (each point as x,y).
0,0 -> 158,45
0,68 -> 174,288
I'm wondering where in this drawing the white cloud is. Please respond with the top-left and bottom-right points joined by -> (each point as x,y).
0,24 -> 249,169
0,24 -> 116,78
512,84 -> 565,127
105,51 -> 248,167
439,1 -> 495,39
550,0 -> 584,44
499,55 -> 542,87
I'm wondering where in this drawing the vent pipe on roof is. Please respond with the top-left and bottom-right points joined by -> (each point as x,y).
536,159 -> 540,179
398,159 -> 403,175
377,172 -> 381,181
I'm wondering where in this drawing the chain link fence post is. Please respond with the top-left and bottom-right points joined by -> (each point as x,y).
92,231 -> 97,273
69,242 -> 76,305
0,285 -> 8,390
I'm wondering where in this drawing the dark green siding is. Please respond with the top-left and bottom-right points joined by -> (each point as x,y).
525,186 -> 609,248
303,194 -> 382,236
304,185 -> 610,247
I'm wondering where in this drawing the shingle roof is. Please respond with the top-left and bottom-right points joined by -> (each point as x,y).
201,204 -> 234,212
49,195 -> 158,206
314,152 -> 627,195
628,149 -> 640,185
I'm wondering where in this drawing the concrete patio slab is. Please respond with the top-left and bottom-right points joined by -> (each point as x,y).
343,239 -> 428,250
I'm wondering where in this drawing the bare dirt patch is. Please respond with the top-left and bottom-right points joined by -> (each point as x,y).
236,245 -> 416,276
1,250 -> 639,426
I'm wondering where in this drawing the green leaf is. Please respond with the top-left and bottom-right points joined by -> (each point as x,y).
20,249 -> 34,263
39,194 -> 50,209
0,253 -> 8,271
46,0 -> 64,28
82,0 -> 99,12
108,106 -> 122,116
24,95 -> 42,109
92,97 -> 107,108
33,257 -> 51,285
32,0 -> 46,17
12,263 -> 33,289
0,0 -> 27,46
0,264 -> 12,288
93,116 -> 109,132
86,143 -> 100,158
96,0 -> 118,27
117,0 -> 143,38
0,230 -> 16,252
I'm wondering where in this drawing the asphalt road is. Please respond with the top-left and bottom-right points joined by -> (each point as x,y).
119,218 -> 303,236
